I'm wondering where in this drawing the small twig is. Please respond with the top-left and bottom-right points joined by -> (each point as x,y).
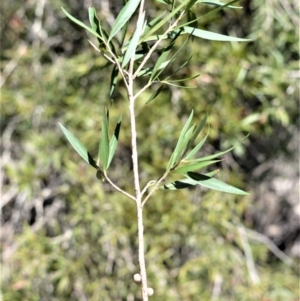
237,225 -> 260,284
141,170 -> 169,207
133,11 -> 184,80
105,175 -> 136,202
140,180 -> 156,198
245,228 -> 294,266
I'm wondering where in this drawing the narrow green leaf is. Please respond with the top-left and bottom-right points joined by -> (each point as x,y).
162,172 -> 249,195
162,180 -> 194,190
184,133 -> 208,160
187,172 -> 249,195
120,18 -> 129,47
192,146 -> 235,162
122,12 -> 145,67
156,33 -> 193,81
140,0 -> 190,43
109,0 -> 141,41
146,85 -> 164,104
164,56 -> 194,81
162,81 -> 197,89
107,115 -> 122,168
137,60 -> 170,77
186,0 -> 198,12
58,123 -> 97,168
183,26 -> 251,42
143,11 -> 166,34
150,29 -> 182,81
150,48 -> 171,81
205,170 -> 219,177
167,111 -> 194,170
183,115 -> 207,158
197,0 -> 242,9
62,7 -> 102,40
173,160 -> 220,173
187,9 -> 198,28
169,125 -> 195,169
109,66 -> 119,103
178,0 -> 242,28
167,74 -> 200,83
88,7 -> 114,52
98,109 -> 110,170
156,0 -> 171,4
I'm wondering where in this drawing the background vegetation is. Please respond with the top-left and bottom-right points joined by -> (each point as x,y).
1,0 -> 299,300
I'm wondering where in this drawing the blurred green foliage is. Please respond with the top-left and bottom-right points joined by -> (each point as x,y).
1,0 -> 298,300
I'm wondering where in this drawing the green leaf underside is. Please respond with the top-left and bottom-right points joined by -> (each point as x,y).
109,0 -> 142,41
108,116 -> 122,168
122,12 -> 145,67
173,159 -> 220,173
163,172 -> 248,195
58,123 -> 97,168
143,26 -> 250,43
183,26 -> 251,41
99,110 -> 110,170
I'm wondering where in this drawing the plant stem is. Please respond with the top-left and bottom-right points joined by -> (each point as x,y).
137,199 -> 148,300
128,76 -> 149,299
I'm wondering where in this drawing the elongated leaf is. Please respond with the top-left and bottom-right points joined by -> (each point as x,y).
192,146 -> 235,162
156,33 -> 192,81
167,111 -> 194,170
142,1 -> 243,44
163,180 -> 193,190
88,7 -> 114,52
164,56 -> 194,81
107,116 -> 122,168
109,0 -> 141,41
150,29 -> 182,81
156,0 -> 171,4
162,172 -> 249,195
197,0 -> 242,9
183,115 -> 207,158
170,125 -> 195,168
187,172 -> 249,195
142,11 -> 166,36
98,109 -> 110,170
140,0 -> 190,43
137,60 -> 170,77
62,7 -> 102,40
146,85 -> 164,104
58,123 -> 97,168
186,0 -> 198,11
183,26 -> 251,41
150,48 -> 172,81
162,81 -> 197,89
167,73 -> 200,83
205,169 -> 219,177
173,160 -> 220,173
109,66 -> 119,103
122,12 -> 145,67
184,133 -> 208,160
